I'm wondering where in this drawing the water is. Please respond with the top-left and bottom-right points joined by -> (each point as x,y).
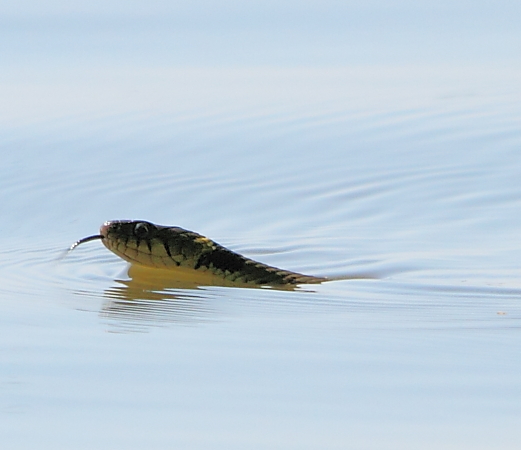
2,2 -> 521,449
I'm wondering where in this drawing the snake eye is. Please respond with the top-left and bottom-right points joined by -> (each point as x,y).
133,222 -> 150,238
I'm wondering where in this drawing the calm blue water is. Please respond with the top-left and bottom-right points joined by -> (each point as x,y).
1,2 -> 521,449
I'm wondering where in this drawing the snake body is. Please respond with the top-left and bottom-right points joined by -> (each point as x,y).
77,220 -> 324,285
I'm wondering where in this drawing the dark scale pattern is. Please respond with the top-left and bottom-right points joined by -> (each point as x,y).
163,241 -> 173,259
190,242 -> 322,285
194,248 -> 245,273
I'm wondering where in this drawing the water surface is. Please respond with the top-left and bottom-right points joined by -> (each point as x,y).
1,2 -> 521,449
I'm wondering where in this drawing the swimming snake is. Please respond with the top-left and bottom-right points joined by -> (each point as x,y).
70,220 -> 325,285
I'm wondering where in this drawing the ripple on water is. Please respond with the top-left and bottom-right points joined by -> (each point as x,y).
1,101 -> 521,333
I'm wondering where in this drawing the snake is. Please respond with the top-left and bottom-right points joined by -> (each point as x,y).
70,220 -> 325,285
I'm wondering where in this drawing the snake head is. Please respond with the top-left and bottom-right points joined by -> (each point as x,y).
100,220 -> 159,262
100,220 -> 187,268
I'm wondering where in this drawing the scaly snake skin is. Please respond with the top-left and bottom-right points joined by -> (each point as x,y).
78,220 -> 325,285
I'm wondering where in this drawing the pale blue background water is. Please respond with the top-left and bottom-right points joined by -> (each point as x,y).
1,1 -> 521,449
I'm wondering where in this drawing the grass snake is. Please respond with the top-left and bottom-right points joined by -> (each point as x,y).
70,220 -> 325,286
